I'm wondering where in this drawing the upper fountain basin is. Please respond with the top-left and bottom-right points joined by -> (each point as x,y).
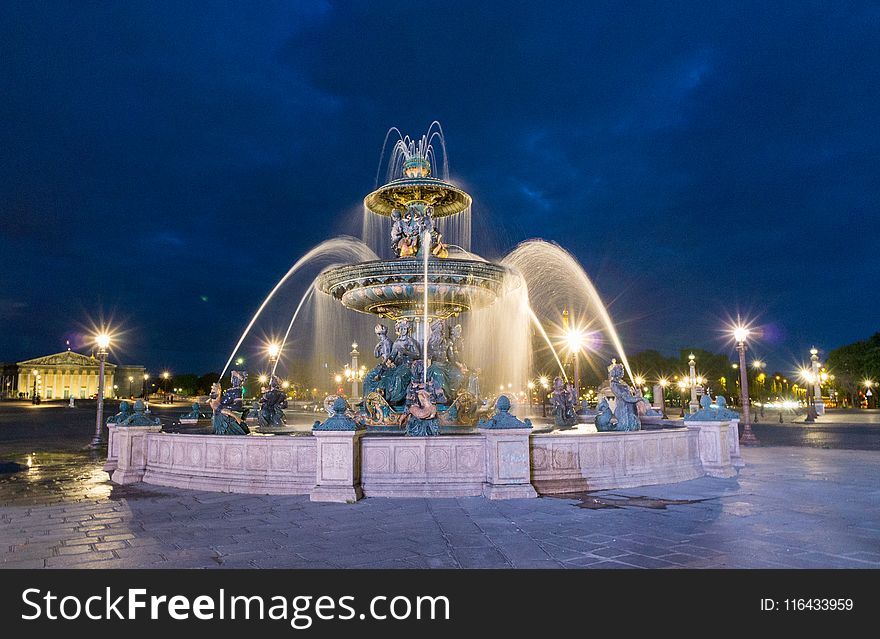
364,177 -> 472,218
316,258 -> 514,321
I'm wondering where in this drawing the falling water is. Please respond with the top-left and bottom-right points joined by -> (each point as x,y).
502,240 -> 635,383
271,285 -> 315,377
219,237 -> 378,379
423,231 -> 430,384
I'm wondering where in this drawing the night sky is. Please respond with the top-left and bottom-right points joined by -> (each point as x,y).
1,1 -> 878,378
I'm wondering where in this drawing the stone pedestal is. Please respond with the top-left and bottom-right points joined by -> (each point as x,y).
479,428 -> 537,499
686,421 -> 735,478
104,424 -> 119,474
728,418 -> 745,468
111,425 -> 161,485
310,429 -> 364,503
814,399 -> 825,416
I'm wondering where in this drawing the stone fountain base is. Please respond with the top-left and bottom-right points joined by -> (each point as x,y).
106,420 -> 741,502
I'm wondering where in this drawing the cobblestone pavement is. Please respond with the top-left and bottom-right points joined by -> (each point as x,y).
1,403 -> 879,569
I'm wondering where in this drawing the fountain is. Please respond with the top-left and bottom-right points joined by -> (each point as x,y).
315,133 -> 517,433
107,124 -> 741,500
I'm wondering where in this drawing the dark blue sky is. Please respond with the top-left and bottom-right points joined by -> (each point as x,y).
1,1 -> 878,377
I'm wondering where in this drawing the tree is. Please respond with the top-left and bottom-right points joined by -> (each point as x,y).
827,333 -> 880,407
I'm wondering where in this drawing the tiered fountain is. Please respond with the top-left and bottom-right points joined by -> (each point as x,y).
106,124 -> 740,501
316,139 -> 516,434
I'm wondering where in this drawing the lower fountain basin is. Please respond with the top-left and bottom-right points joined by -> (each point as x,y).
315,257 -> 514,320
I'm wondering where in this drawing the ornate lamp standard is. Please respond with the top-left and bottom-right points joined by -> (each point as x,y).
127,375 -> 134,398
800,367 -> 818,423
142,373 -> 149,400
864,380 -> 875,409
733,326 -> 758,445
348,342 -> 360,400
658,377 -> 669,419
539,376 -> 549,417
810,347 -> 825,415
267,342 -> 281,374
687,353 -> 701,414
162,371 -> 170,402
565,329 -> 584,403
677,379 -> 688,417
89,333 -> 110,449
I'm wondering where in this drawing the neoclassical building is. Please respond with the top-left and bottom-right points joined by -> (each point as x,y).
9,351 -> 145,400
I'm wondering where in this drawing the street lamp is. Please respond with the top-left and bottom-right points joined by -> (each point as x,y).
143,373 -> 150,400
658,377 -> 669,419
89,332 -> 111,448
127,375 -> 134,398
863,379 -> 874,409
539,375 -> 549,417
800,367 -> 818,422
809,347 -> 825,415
565,328 -> 584,402
162,371 -> 170,401
267,342 -> 281,374
677,379 -> 688,417
732,325 -> 758,444
687,353 -> 699,414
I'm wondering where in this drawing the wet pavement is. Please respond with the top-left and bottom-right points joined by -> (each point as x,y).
1,401 -> 879,569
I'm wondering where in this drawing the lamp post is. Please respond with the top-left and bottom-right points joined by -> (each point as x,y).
89,333 -> 110,448
540,376 -> 549,417
733,326 -> 758,444
31,368 -> 39,404
349,342 -> 360,400
809,348 -> 825,415
162,371 -> 170,402
565,329 -> 584,404
687,353 -> 699,414
802,368 -> 817,423
658,378 -> 669,419
127,375 -> 133,398
677,379 -> 688,417
143,373 -> 149,400
862,379 -> 874,409
267,342 -> 280,375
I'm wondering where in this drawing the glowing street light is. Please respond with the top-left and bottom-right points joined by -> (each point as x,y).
731,324 -> 758,444
863,379 -> 875,409
267,342 -> 281,371
658,377 -> 669,419
89,332 -> 111,448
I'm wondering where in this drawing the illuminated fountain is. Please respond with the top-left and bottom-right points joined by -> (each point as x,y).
109,123 -> 741,500
216,124 -> 644,435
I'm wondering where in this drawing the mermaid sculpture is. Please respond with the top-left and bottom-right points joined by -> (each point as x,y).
257,375 -> 288,429
595,397 -> 614,431
106,400 -> 132,425
209,370 -> 250,436
179,402 -> 205,423
607,361 -> 644,431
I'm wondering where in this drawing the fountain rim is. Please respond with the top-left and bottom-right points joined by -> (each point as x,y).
364,177 -> 472,218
